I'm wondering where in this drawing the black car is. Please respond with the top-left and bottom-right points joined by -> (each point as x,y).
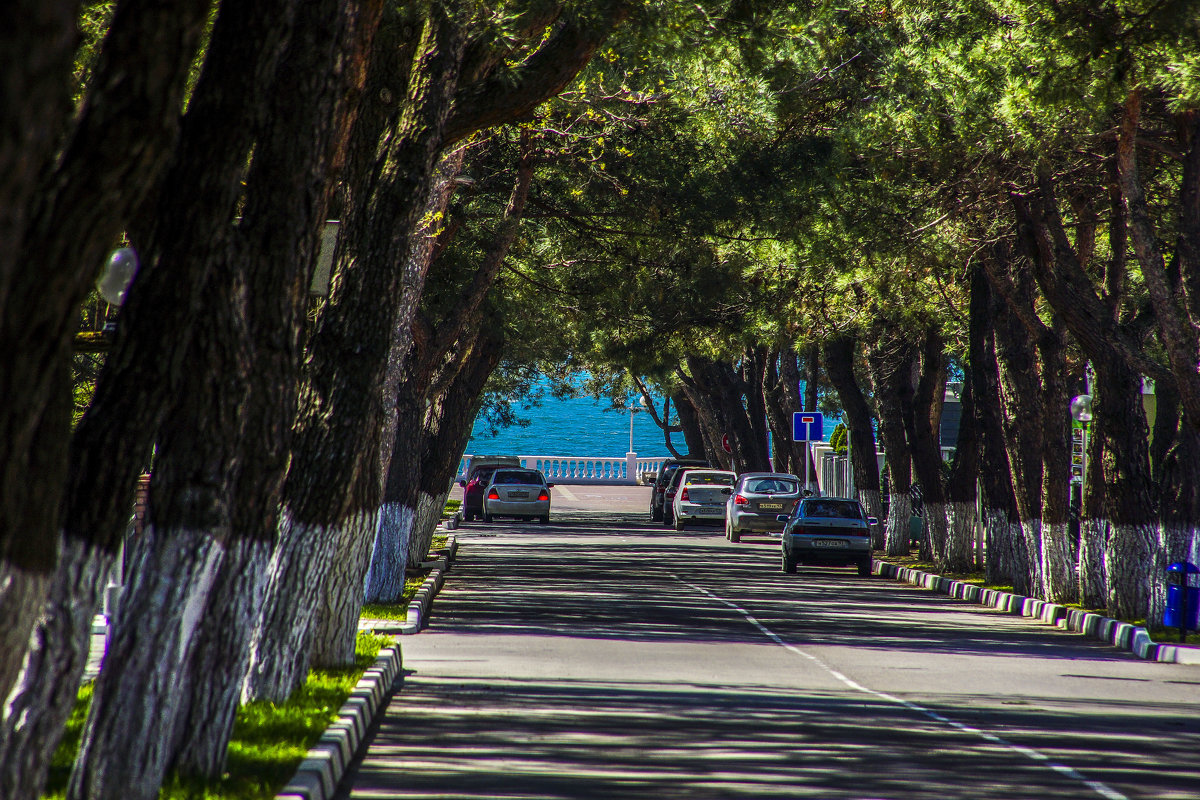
779,497 -> 878,576
649,458 -> 709,521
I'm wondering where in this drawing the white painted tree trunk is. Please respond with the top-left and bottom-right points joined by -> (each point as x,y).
1041,521 -> 1078,604
67,526 -> 224,800
858,488 -> 885,550
1078,517 -> 1108,609
1105,520 -> 1158,622
311,510 -> 377,669
167,536 -> 272,778
0,537 -> 112,800
242,509 -> 341,704
982,507 -> 1010,586
944,500 -> 977,573
0,564 -> 51,706
925,501 -> 949,569
1020,519 -> 1045,599
363,502 -> 413,604
406,489 -> 449,569
884,492 -> 912,557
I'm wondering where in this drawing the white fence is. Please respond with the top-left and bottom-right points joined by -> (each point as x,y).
457,454 -> 667,485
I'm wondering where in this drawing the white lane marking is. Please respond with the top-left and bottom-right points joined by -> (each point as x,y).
554,485 -> 579,501
672,575 -> 1129,800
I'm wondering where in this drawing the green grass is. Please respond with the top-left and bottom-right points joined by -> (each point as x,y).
44,633 -> 392,800
442,499 -> 460,519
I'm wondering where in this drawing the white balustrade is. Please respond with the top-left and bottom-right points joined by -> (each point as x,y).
456,454 -> 668,485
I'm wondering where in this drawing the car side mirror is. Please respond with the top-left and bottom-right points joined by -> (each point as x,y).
547,483 -> 555,488
458,480 -> 466,488
867,516 -> 879,526
777,515 -> 790,522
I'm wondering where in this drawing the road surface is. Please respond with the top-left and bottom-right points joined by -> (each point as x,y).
340,486 -> 1200,799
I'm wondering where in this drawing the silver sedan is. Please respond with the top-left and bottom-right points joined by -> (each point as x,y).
725,472 -> 802,542
483,469 -> 552,524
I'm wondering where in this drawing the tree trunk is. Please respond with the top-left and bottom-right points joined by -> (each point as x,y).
0,537 -> 109,800
67,524 -> 224,800
867,330 -> 916,557
944,378 -> 979,573
969,263 -> 1020,586
311,509 -> 379,668
905,328 -> 948,567
671,391 -> 708,461
824,335 -> 884,546
244,8 -> 467,703
0,0 -> 215,706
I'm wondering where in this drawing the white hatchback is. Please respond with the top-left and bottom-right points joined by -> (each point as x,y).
672,469 -> 736,530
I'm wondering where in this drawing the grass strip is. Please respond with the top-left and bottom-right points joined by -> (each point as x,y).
44,632 -> 392,800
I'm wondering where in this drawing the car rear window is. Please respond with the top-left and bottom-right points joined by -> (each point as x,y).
746,477 -> 798,494
492,471 -> 543,485
684,472 -> 734,486
802,500 -> 864,520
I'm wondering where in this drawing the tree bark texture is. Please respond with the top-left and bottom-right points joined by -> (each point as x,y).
167,0 -> 381,775
311,510 -> 379,668
66,526 -> 224,800
866,331 -> 916,556
968,263 -> 1020,586
0,0 -> 216,704
905,328 -> 948,565
824,335 -> 883,547
249,9 -> 467,702
0,538 -> 109,800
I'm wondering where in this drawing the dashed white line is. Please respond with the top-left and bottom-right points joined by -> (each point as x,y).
671,575 -> 1129,800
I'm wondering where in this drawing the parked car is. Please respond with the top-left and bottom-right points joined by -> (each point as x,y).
459,456 -> 521,521
779,497 -> 878,576
649,458 -> 709,521
483,468 -> 552,524
725,472 -> 802,542
671,469 -> 737,530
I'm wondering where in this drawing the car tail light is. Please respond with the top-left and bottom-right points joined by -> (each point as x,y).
680,487 -> 689,501
734,494 -> 748,505
537,489 -> 549,501
487,489 -> 499,500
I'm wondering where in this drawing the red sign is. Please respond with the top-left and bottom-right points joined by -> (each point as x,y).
722,434 -> 732,454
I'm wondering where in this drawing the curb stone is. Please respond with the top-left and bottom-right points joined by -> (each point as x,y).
876,560 -> 1200,665
278,532 -> 458,800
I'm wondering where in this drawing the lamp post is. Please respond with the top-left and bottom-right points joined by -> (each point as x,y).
1070,393 -> 1093,485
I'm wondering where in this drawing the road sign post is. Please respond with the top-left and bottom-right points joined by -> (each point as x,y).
792,412 -> 824,494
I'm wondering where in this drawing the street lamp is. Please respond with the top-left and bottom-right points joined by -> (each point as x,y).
1070,394 -> 1093,486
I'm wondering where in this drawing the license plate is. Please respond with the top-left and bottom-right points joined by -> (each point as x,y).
759,503 -> 783,510
812,539 -> 848,548
699,507 -> 724,515
509,491 -> 529,499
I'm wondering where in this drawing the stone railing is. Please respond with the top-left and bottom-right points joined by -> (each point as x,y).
457,454 -> 666,485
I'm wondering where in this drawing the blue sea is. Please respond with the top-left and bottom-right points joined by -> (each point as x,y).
466,392 -> 673,458
465,381 -> 834,459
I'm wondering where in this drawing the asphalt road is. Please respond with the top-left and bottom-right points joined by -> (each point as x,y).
340,486 -> 1200,799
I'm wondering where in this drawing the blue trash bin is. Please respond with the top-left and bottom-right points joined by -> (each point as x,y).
1164,562 -> 1199,631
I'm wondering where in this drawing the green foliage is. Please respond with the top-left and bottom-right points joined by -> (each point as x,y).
829,422 -> 848,454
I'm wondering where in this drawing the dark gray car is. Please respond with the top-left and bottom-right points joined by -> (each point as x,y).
779,497 -> 878,576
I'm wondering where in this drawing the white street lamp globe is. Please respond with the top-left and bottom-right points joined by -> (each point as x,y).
97,247 -> 139,306
1070,394 -> 1093,423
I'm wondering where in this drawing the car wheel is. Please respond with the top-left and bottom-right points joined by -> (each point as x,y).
483,512 -> 493,523
729,521 -> 741,543
540,514 -> 550,525
782,551 -> 797,573
674,516 -> 685,531
663,508 -> 673,526
857,556 -> 872,577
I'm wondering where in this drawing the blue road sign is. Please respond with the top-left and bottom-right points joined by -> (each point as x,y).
792,411 -> 824,442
